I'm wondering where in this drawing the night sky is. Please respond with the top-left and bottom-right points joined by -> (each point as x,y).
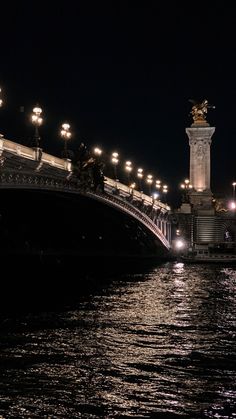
1,2 -> 236,204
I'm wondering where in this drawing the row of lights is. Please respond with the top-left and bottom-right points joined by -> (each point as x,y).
0,91 -> 72,157
93,147 -> 168,195
1,92 -> 168,195
31,106 -> 72,157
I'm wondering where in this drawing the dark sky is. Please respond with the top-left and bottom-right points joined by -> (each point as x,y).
1,2 -> 236,203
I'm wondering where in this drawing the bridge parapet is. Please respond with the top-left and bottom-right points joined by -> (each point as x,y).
0,135 -> 172,249
104,178 -> 170,213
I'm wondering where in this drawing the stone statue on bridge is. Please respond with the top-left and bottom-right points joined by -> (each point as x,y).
189,99 -> 215,124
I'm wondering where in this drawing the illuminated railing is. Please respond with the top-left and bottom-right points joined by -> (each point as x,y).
105,177 -> 170,212
0,135 -> 171,247
88,189 -> 171,249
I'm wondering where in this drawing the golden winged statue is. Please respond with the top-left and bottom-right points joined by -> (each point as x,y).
189,99 -> 215,124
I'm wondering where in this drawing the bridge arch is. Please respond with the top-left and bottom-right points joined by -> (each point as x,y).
0,137 -> 172,255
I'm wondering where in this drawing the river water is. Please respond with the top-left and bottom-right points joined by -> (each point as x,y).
0,262 -> 236,418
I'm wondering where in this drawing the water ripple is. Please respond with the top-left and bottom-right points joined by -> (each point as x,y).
0,263 -> 236,418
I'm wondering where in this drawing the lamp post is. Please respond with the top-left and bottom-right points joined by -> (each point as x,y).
94,147 -> 102,157
162,184 -> 168,202
232,182 -> 236,200
60,123 -> 72,159
146,174 -> 153,195
31,105 -> 43,148
0,87 -> 3,108
137,168 -> 143,191
180,178 -> 193,202
111,152 -> 119,181
125,161 -> 132,184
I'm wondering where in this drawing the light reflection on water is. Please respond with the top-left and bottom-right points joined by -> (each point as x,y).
0,262 -> 236,418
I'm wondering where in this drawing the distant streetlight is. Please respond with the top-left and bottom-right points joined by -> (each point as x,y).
130,182 -> 136,194
155,179 -> 161,190
152,192 -> 159,204
146,174 -> 153,195
229,201 -> 236,211
137,168 -> 143,191
31,105 -> 43,147
60,123 -> 72,159
94,147 -> 102,157
232,182 -> 236,199
111,152 -> 119,181
180,178 -> 192,202
125,161 -> 132,184
0,87 -> 3,108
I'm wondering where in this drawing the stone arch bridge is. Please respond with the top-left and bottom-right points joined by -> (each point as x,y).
0,136 -> 172,255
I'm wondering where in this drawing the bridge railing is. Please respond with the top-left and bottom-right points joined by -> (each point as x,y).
0,135 -> 170,212
88,189 -> 171,249
104,177 -> 169,212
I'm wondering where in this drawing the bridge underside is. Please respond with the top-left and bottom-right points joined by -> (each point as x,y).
0,189 -> 169,264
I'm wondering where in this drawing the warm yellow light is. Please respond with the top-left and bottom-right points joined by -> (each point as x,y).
185,179 -> 190,184
111,152 -> 119,164
33,106 -> 42,115
94,147 -> 102,155
146,174 -> 153,184
0,87 -> 3,107
125,161 -> 132,172
60,122 -> 71,139
175,239 -> 185,249
62,123 -> 70,130
32,105 -> 43,126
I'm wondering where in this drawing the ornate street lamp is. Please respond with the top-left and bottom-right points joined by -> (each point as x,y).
146,174 -> 153,195
180,178 -> 192,202
31,105 -> 43,148
125,160 -> 132,184
60,123 -> 72,159
94,147 -> 102,157
162,184 -> 168,202
155,179 -> 161,190
137,168 -> 143,191
111,152 -> 119,181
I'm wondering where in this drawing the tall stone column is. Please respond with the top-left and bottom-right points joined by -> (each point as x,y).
186,125 -> 215,192
185,121 -> 215,209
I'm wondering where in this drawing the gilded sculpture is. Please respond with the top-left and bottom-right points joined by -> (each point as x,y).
189,99 -> 215,124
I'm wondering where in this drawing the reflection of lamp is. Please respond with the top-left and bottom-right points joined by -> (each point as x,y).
60,123 -> 72,159
31,105 -> 43,147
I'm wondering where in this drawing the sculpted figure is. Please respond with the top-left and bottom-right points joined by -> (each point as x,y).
189,99 -> 215,123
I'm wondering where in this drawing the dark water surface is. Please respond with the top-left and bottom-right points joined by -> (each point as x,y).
1,262 -> 236,418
